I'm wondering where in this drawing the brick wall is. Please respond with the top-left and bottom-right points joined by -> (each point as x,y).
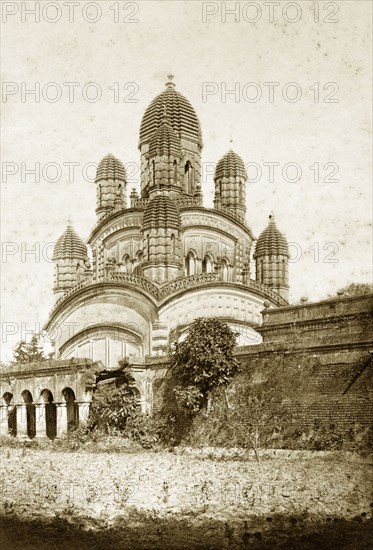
151,294 -> 373,438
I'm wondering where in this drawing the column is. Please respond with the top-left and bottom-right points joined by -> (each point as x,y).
56,403 -> 67,438
77,402 -> 90,426
0,406 -> 9,436
35,403 -> 47,438
16,404 -> 28,439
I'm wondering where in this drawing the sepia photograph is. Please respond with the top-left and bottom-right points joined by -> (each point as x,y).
0,1 -> 372,548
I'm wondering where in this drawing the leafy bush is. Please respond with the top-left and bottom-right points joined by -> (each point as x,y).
171,318 -> 239,413
88,383 -> 138,433
173,386 -> 204,414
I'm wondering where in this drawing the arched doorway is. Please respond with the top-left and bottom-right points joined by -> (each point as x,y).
21,390 -> 36,439
221,258 -> 230,281
185,250 -> 196,276
62,387 -> 79,432
2,392 -> 16,436
202,254 -> 213,274
40,389 -> 57,440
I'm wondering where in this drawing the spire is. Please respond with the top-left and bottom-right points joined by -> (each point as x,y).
95,154 -> 127,220
213,150 -> 247,220
253,213 -> 289,301
53,223 -> 88,261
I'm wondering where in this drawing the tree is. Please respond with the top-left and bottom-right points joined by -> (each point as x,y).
12,334 -> 46,364
333,282 -> 373,297
12,341 -> 29,364
171,318 -> 239,413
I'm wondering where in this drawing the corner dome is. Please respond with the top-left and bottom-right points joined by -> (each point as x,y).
139,76 -> 203,149
142,194 -> 181,230
254,215 -> 289,258
95,154 -> 126,183
53,224 -> 88,261
214,150 -> 248,181
148,116 -> 182,158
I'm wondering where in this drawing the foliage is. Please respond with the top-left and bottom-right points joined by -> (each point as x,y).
333,282 -> 373,297
88,383 -> 138,433
86,365 -> 164,449
287,421 -> 373,455
173,386 -> 204,414
124,413 -> 164,449
12,334 -> 46,364
171,318 -> 239,411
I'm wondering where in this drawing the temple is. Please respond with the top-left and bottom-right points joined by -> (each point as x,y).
46,75 -> 290,366
1,76 -> 297,437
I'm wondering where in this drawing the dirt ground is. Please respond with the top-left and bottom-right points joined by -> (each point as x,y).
0,447 -> 372,549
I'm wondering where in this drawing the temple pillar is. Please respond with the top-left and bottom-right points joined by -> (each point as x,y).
16,404 -> 28,439
56,403 -> 67,437
35,403 -> 47,438
77,402 -> 90,426
0,406 -> 9,436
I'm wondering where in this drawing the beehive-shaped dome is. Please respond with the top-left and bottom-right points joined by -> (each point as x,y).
53,224 -> 88,261
148,115 -> 182,158
214,150 -> 248,181
142,194 -> 181,230
254,215 -> 289,258
95,153 -> 126,183
140,77 -> 202,148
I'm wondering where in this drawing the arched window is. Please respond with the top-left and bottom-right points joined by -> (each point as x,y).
152,160 -> 156,186
185,250 -> 196,276
173,160 -> 178,185
133,251 -> 143,275
282,258 -> 286,280
259,260 -> 264,284
239,181 -> 244,202
171,234 -> 176,256
184,161 -> 193,194
202,254 -> 213,274
146,235 -> 150,259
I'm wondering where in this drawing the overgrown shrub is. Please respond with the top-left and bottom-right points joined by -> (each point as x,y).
171,318 -> 239,414
88,383 -> 138,433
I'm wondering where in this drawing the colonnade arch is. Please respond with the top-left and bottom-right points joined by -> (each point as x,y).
62,387 -> 79,432
40,389 -> 57,440
21,390 -> 36,439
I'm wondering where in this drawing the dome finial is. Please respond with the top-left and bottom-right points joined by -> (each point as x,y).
166,74 -> 175,88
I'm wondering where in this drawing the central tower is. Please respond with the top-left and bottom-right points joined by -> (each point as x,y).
138,75 -> 203,200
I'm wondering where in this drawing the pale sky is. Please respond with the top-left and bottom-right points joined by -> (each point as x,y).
1,0 -> 372,362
